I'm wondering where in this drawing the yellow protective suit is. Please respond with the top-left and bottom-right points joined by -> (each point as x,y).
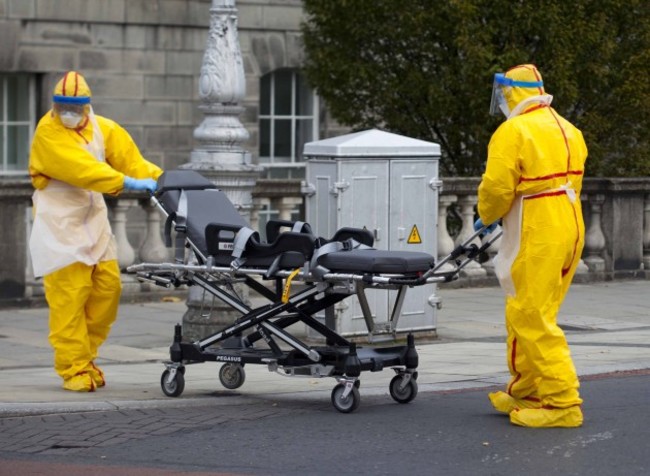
478,65 -> 588,427
29,71 -> 163,390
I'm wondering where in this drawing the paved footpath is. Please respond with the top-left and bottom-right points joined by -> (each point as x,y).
0,280 -> 648,417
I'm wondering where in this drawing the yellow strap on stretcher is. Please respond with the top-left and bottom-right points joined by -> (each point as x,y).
282,268 -> 301,303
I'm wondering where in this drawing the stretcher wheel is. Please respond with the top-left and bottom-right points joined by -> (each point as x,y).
161,369 -> 185,397
331,383 -> 361,413
219,363 -> 246,390
389,375 -> 418,404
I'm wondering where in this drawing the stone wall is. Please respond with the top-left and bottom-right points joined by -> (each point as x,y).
0,0 -> 314,304
441,177 -> 650,281
0,0 -> 309,171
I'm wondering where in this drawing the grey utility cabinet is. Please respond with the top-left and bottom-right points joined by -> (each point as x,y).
303,129 -> 441,340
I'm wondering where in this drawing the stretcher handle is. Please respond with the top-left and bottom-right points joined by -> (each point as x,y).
389,225 -> 502,286
433,225 -> 501,272
460,230 -> 502,265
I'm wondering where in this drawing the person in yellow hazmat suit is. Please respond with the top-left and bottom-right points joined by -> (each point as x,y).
474,64 -> 588,428
29,71 -> 163,392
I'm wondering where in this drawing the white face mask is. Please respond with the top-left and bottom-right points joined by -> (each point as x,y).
59,111 -> 83,129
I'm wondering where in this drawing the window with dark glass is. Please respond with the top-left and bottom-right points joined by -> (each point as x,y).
1,74 -> 35,174
258,69 -> 319,179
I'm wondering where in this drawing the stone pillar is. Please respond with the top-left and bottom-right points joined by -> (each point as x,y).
455,195 -> 486,277
180,0 -> 262,341
249,197 -> 268,236
481,225 -> 501,276
583,194 -> 606,273
275,196 -> 303,221
437,194 -> 457,272
108,198 -> 141,295
108,199 -> 136,270
138,198 -> 170,263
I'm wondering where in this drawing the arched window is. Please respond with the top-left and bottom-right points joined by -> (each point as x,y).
0,74 -> 36,174
259,69 -> 319,179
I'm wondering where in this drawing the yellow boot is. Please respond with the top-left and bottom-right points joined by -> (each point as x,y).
85,362 -> 106,388
510,406 -> 583,428
489,391 -> 542,414
62,372 -> 96,392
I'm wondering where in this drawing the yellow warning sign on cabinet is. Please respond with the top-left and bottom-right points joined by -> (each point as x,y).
407,225 -> 422,244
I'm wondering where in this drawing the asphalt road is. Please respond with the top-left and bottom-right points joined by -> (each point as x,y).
1,371 -> 648,476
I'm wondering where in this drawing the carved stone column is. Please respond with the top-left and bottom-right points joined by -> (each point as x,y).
180,0 -> 262,341
108,198 -> 141,295
109,199 -> 136,270
249,197 -> 266,237
437,194 -> 457,272
481,225 -> 501,276
138,198 -> 169,263
455,195 -> 486,277
275,196 -> 303,221
583,194 -> 606,273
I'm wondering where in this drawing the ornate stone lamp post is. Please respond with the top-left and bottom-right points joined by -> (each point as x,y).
181,0 -> 262,340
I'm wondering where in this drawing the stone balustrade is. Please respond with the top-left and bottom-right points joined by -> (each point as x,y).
439,177 -> 650,281
253,177 -> 650,283
1,176 -> 648,305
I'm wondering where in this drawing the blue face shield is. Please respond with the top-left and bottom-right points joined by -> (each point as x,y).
489,73 -> 544,117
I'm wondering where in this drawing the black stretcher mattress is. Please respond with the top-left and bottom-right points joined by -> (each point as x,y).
318,249 -> 435,274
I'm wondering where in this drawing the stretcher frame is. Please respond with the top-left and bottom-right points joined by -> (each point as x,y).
128,170 -> 500,413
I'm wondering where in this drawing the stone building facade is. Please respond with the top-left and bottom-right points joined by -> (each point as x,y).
0,0 -> 348,301
0,0 -> 343,177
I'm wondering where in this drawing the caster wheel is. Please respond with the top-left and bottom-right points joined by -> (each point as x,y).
389,375 -> 418,404
331,383 -> 361,413
219,363 -> 246,390
161,368 -> 185,397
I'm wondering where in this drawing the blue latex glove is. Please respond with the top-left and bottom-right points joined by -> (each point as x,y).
473,217 -> 498,234
123,176 -> 157,192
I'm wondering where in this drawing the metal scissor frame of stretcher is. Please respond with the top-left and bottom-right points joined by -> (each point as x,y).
127,170 -> 500,413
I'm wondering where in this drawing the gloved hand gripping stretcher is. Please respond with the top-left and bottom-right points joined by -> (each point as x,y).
128,170 -> 500,413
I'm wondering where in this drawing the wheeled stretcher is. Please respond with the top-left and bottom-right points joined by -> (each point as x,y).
128,169 -> 500,413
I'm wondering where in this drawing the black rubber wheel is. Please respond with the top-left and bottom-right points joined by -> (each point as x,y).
219,363 -> 246,390
389,375 -> 418,404
161,368 -> 185,397
331,383 -> 361,413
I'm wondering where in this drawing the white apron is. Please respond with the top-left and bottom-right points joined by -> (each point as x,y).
493,182 -> 577,297
29,110 -> 117,278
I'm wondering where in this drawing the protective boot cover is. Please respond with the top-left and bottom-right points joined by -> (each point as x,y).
489,391 -> 542,414
62,372 -> 96,392
86,362 -> 106,388
510,406 -> 583,428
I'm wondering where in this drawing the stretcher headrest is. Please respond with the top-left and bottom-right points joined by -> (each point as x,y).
330,227 -> 374,247
205,223 -> 315,268
158,185 -> 249,264
266,219 -> 315,243
155,169 -> 217,195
